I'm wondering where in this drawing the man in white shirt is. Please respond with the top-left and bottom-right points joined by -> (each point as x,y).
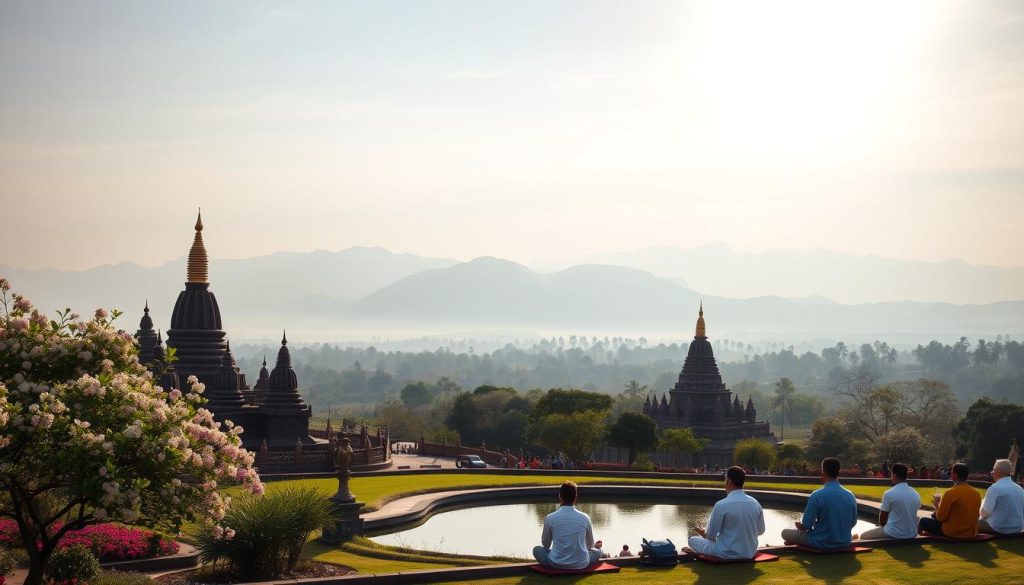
978,459 -> 1024,535
684,466 -> 765,559
533,481 -> 604,569
859,463 -> 921,540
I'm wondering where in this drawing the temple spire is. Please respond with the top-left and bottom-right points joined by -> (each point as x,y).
186,209 -> 209,284
695,301 -> 706,338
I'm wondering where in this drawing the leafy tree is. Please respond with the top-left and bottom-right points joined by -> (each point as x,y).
490,411 -> 529,451
805,416 -> 853,462
658,427 -> 707,468
531,389 -> 613,422
613,380 -> 648,417
734,438 -> 776,471
0,281 -> 262,585
954,398 -> 1024,469
444,392 -> 480,445
607,413 -> 658,464
373,400 -> 426,440
427,425 -> 460,445
872,428 -> 928,468
770,378 -> 797,440
776,443 -> 806,469
400,381 -> 432,408
533,412 -> 606,462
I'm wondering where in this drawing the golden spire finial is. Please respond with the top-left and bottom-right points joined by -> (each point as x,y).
186,209 -> 209,284
695,301 -> 706,337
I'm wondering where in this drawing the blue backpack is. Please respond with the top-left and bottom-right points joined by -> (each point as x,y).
640,538 -> 678,565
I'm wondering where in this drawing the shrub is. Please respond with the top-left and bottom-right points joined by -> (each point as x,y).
872,428 -> 928,468
630,454 -> 655,471
734,438 -> 776,470
0,521 -> 178,563
0,548 -> 16,578
44,544 -> 98,585
194,486 -> 332,581
92,571 -> 152,585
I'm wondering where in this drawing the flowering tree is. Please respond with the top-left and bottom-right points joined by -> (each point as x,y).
0,278 -> 263,585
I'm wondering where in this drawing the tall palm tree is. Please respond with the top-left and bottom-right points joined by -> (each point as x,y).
623,380 -> 648,398
770,377 -> 797,440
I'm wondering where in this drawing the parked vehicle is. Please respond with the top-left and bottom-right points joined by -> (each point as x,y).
455,455 -> 487,468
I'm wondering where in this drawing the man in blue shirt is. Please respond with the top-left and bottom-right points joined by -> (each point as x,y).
781,457 -> 858,548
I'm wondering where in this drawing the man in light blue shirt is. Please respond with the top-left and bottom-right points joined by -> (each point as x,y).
533,481 -> 604,569
978,459 -> 1024,535
781,457 -> 858,548
859,462 -> 921,540
684,466 -> 765,559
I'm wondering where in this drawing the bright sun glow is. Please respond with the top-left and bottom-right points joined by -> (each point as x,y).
669,1 -> 949,171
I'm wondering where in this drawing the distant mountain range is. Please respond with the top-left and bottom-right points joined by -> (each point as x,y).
539,243 -> 1024,305
2,246 -> 1022,343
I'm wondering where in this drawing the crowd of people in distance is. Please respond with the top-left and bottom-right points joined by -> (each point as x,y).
530,457 -> 1024,570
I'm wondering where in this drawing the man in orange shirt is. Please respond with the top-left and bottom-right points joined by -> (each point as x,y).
918,463 -> 981,538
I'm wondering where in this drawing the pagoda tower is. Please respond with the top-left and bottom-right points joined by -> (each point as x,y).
165,211 -> 249,414
252,355 -> 270,404
644,304 -> 777,466
261,332 -> 315,448
134,300 -> 159,365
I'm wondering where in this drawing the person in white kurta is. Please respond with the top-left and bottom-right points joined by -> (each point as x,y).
533,481 -> 605,569
979,459 -> 1024,535
685,466 -> 766,559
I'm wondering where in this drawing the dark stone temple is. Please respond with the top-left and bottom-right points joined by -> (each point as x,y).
643,304 -> 777,467
135,212 -> 391,472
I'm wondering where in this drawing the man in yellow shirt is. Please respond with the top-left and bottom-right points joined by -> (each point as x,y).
918,463 -> 981,538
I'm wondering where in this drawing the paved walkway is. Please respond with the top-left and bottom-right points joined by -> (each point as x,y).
389,451 -> 497,470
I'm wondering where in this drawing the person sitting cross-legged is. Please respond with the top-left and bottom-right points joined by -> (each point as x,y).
532,481 -> 604,569
978,459 -> 1024,535
858,463 -> 921,540
684,465 -> 765,559
919,462 -> 980,538
781,457 -> 858,549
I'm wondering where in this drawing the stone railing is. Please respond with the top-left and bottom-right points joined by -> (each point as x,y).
254,421 -> 391,474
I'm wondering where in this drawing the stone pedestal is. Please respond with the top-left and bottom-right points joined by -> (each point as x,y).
320,498 -> 365,544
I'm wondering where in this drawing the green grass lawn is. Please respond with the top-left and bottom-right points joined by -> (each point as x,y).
467,538 -> 1024,585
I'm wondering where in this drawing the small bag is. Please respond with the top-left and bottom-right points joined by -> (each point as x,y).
639,538 -> 678,565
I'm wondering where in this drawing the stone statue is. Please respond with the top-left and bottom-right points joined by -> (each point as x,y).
321,433 -> 365,544
331,435 -> 355,503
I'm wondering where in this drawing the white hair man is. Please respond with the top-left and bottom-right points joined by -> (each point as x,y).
978,459 -> 1024,535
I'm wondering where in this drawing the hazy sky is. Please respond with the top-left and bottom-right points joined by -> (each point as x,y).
2,0 -> 1023,271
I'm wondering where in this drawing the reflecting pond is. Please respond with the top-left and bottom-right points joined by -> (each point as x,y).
369,500 -> 878,558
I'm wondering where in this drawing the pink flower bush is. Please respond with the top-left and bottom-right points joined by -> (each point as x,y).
0,520 -> 178,562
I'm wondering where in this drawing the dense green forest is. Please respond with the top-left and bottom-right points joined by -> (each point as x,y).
237,336 -> 1024,415
233,336 -> 1023,471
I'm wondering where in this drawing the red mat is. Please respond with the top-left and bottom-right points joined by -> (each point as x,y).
528,562 -> 621,575
923,533 -> 994,543
694,552 -> 779,564
792,544 -> 873,554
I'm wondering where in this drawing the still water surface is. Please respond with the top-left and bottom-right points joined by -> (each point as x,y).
369,500 -> 878,558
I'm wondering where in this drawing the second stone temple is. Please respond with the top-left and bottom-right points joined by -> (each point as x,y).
644,304 -> 778,467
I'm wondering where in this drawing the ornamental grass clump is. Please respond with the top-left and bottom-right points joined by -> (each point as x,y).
0,279 -> 263,585
194,486 -> 332,581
